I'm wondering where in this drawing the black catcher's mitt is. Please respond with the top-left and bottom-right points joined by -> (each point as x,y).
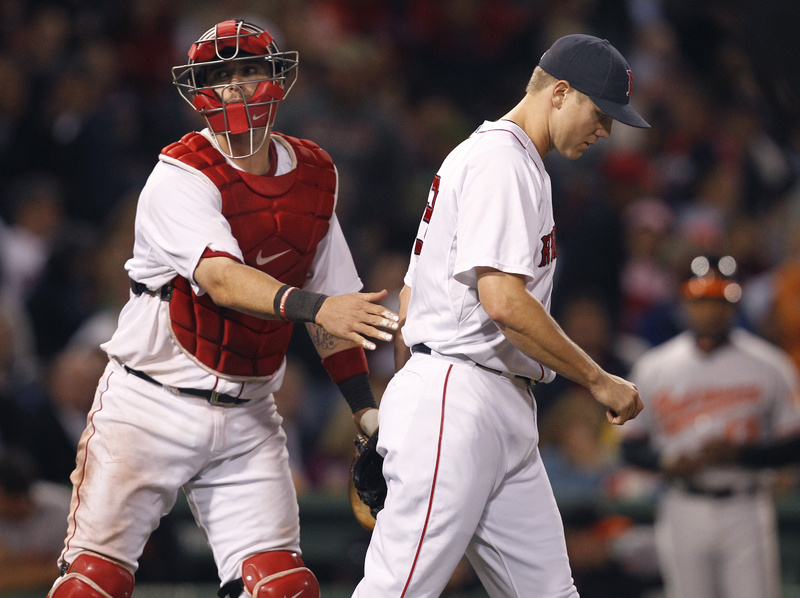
349,432 -> 387,530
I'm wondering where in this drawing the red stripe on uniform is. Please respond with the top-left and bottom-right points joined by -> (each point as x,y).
64,369 -> 112,557
400,364 -> 452,597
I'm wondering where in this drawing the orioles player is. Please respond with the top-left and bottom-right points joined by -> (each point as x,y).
354,35 -> 647,597
45,19 -> 396,598
620,255 -> 800,598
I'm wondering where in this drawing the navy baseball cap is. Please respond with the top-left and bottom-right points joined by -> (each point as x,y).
539,34 -> 650,129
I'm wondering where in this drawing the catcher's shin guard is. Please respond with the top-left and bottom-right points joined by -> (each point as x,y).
225,550 -> 319,598
242,550 -> 320,598
47,553 -> 134,598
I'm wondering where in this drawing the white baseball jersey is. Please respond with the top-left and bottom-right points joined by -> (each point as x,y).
621,328 -> 800,598
355,120 -> 578,597
402,119 -> 557,383
60,130 -> 362,586
622,328 -> 800,490
102,130 -> 362,395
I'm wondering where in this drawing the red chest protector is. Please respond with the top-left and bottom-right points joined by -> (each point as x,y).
160,132 -> 336,379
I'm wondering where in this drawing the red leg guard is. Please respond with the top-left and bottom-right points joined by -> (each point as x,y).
47,553 -> 134,598
241,551 -> 320,598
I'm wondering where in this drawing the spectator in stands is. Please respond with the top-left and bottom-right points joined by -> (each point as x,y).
19,345 -> 107,486
0,450 -> 71,593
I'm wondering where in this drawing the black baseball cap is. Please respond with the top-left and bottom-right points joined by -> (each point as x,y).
538,34 -> 650,129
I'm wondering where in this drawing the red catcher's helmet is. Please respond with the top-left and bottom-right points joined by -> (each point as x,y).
680,255 -> 742,303
171,20 -> 298,157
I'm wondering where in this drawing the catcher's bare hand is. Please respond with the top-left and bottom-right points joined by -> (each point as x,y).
315,289 -> 399,350
591,373 -> 643,425
354,407 -> 379,436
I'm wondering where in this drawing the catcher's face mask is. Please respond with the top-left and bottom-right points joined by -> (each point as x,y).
171,19 -> 298,159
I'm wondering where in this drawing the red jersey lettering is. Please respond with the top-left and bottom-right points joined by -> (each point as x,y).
414,174 -> 441,255
539,226 -> 557,267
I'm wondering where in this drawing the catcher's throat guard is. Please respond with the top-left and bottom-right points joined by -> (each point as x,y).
349,432 -> 387,531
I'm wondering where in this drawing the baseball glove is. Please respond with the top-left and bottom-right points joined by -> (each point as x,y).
349,432 -> 387,531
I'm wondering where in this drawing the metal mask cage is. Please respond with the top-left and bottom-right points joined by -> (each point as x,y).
170,20 -> 299,159
171,52 -> 299,117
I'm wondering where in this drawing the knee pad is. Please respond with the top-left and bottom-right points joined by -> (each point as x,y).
241,551 -> 320,598
47,553 -> 135,598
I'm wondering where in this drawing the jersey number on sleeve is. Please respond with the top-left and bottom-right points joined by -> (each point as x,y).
413,175 -> 441,256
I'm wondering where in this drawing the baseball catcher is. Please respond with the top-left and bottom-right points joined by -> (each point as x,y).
44,18 -> 396,598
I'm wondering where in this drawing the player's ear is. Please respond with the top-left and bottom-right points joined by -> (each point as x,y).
552,80 -> 570,110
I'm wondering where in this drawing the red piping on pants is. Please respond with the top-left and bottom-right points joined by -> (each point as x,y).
401,364 -> 452,597
64,370 -> 112,557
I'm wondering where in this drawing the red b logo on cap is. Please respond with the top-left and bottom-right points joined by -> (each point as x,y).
626,70 -> 633,97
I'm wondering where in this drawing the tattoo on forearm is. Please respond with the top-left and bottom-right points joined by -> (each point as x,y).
311,325 -> 337,351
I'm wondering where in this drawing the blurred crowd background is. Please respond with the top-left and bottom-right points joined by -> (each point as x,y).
2,0 -> 800,596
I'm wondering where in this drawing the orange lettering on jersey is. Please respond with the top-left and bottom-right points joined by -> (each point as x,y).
724,417 -> 761,444
651,385 -> 761,436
